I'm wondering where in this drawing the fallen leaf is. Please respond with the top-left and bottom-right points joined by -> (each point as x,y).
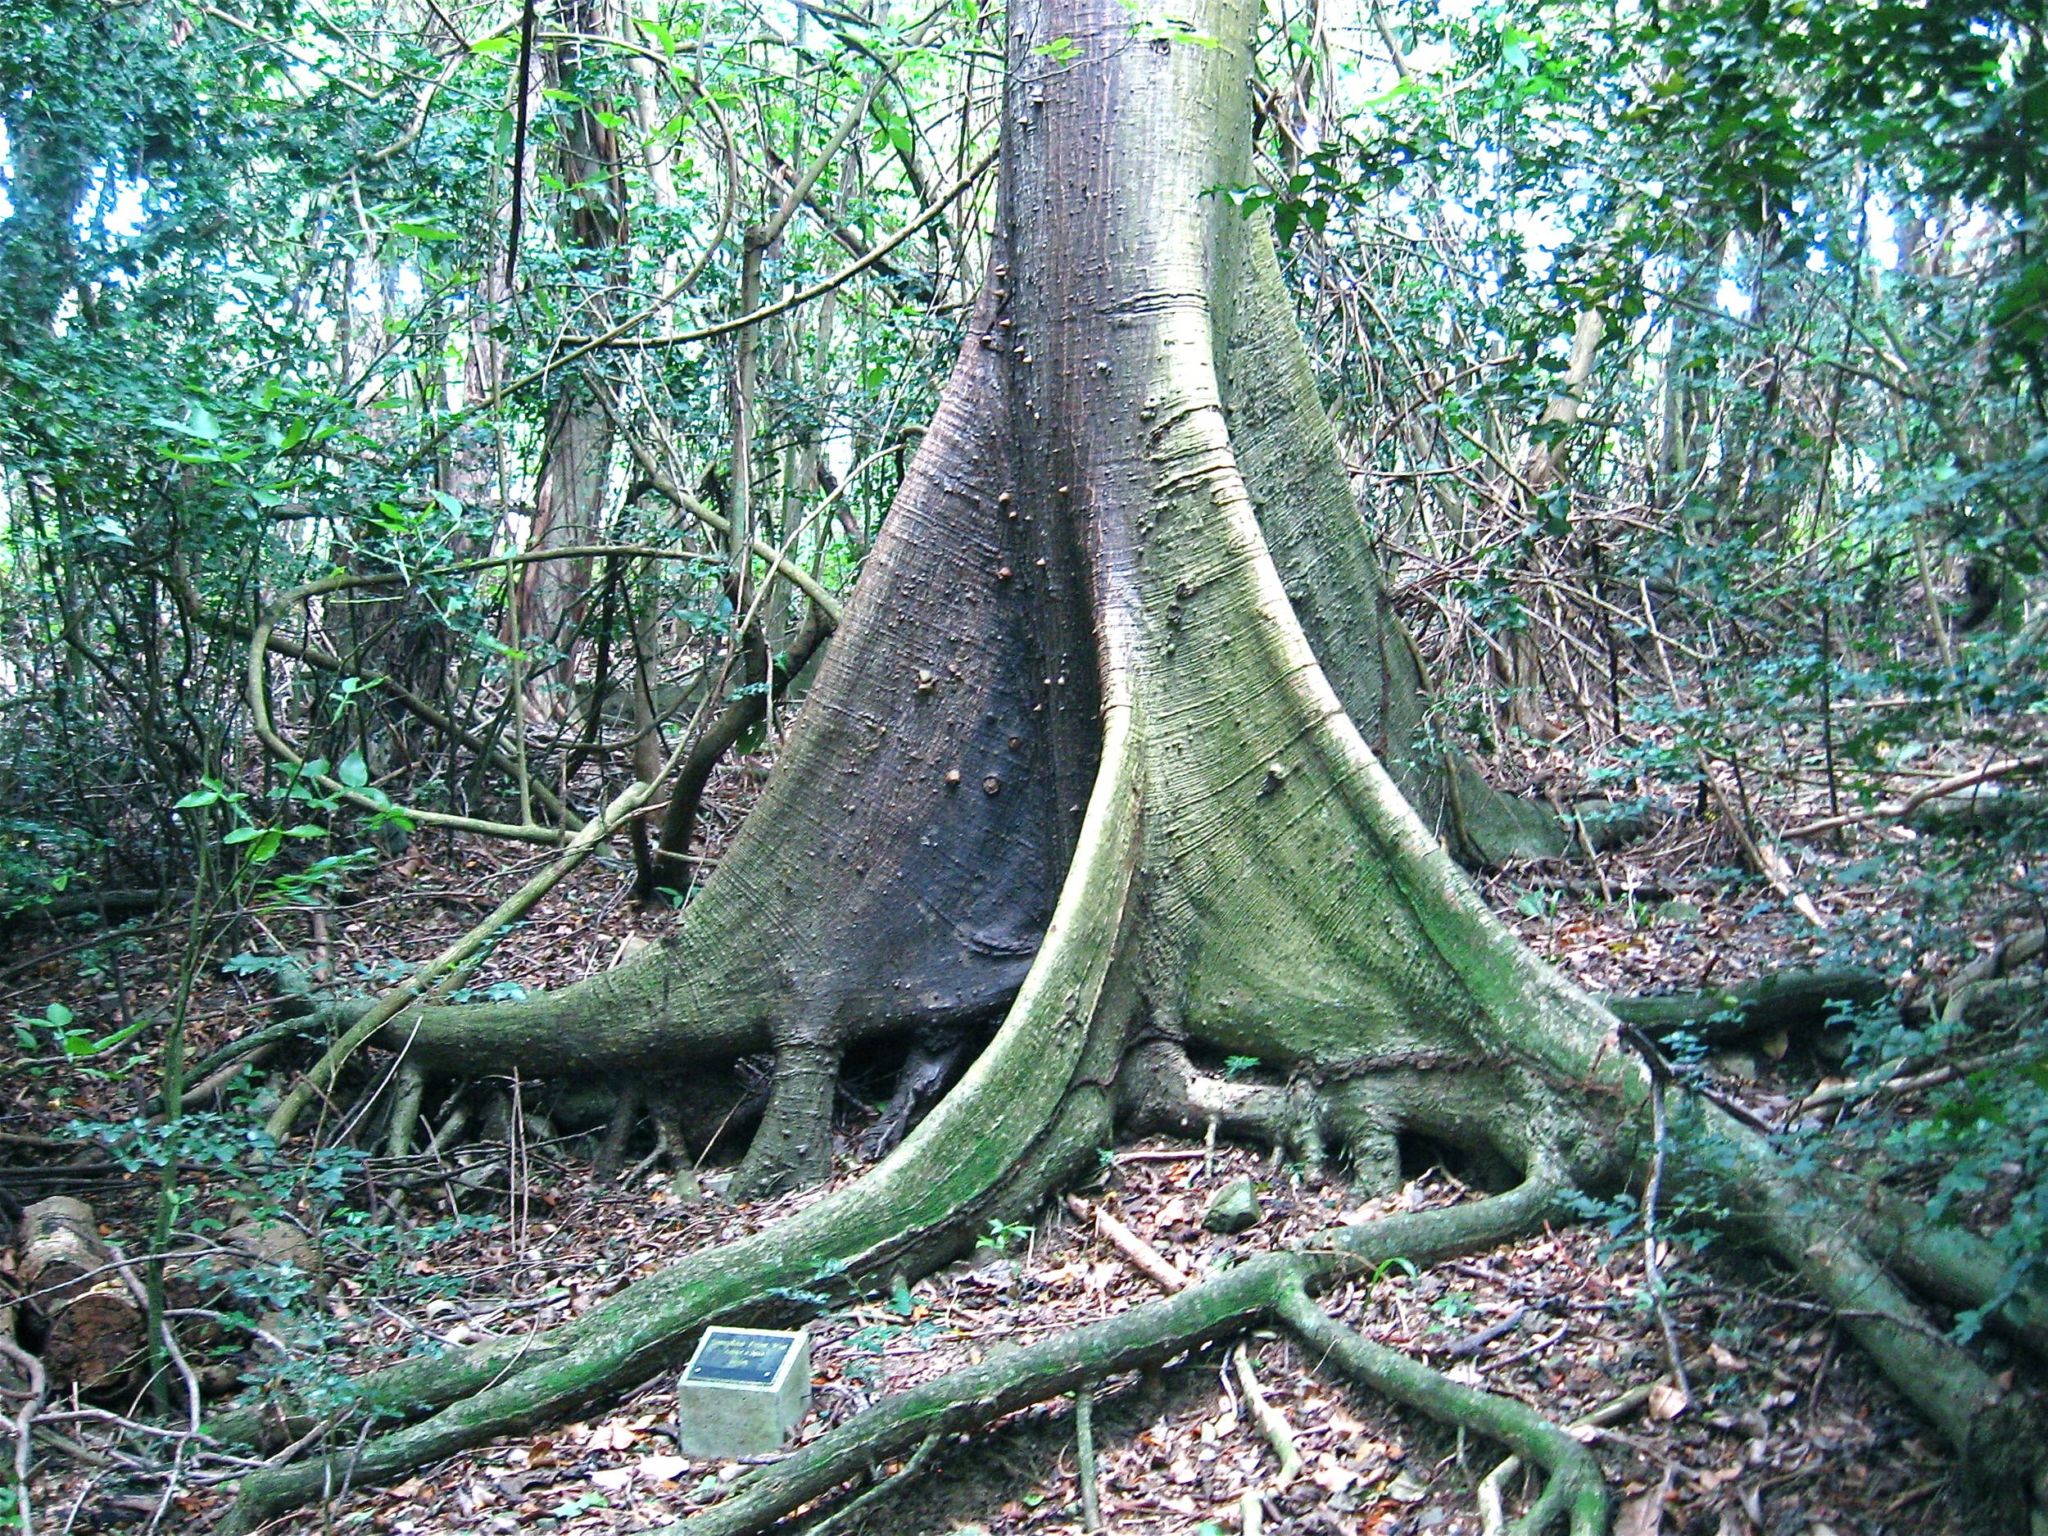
586,1422 -> 637,1451
1310,1454 -> 1359,1494
1647,1380 -> 1690,1421
637,1455 -> 690,1481
1707,1343 -> 1746,1373
1616,1469 -> 1674,1536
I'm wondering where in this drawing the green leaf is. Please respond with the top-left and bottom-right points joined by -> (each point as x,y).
46,1002 -> 74,1028
392,221 -> 461,242
85,1017 -> 151,1055
336,752 -> 370,790
222,825 -> 263,844
173,788 -> 222,810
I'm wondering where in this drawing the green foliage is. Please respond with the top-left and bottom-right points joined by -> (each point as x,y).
981,1216 -> 1034,1252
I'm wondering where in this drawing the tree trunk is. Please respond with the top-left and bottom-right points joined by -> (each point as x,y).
220,0 -> 2047,1526
512,0 -> 629,718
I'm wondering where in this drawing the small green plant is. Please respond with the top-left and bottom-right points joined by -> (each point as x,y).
11,1001 -> 151,1069
1429,1289 -> 1476,1324
1223,1054 -> 1260,1078
1369,1255 -> 1418,1286
981,1217 -> 1033,1252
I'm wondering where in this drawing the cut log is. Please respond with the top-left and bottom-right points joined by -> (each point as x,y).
1,1242 -> 24,1395
15,1196 -> 144,1396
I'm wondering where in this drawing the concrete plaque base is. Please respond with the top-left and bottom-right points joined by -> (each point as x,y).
675,1326 -> 812,1458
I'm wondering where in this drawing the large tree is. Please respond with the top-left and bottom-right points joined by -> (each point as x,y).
220,0 -> 2047,1528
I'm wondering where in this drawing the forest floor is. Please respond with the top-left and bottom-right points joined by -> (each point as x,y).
3,738 -> 2035,1536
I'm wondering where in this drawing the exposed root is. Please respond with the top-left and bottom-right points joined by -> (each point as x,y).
200,2 -> 2048,1529
1272,1284 -> 1608,1536
1478,1384 -> 1656,1536
382,1066 -> 425,1161
1118,1039 -> 1396,1189
212,701 -> 1146,1533
1603,966 -> 1885,1048
860,1029 -> 980,1160
729,1040 -> 842,1199
1846,1193 -> 2048,1359
639,1182 -> 1558,1536
593,1083 -> 642,1182
1074,1387 -> 1104,1534
1688,1102 -> 2048,1529
653,1254 -> 1300,1536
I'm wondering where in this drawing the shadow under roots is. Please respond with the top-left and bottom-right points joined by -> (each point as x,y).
1396,1132 -> 1523,1197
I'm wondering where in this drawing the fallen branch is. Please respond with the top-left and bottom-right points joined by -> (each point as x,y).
1066,1195 -> 1189,1293
1230,1340 -> 1301,1486
1791,1041 -> 2041,1119
0,1331 -> 46,1536
1783,754 -> 2048,840
1946,926 -> 2046,996
1701,772 -> 1827,929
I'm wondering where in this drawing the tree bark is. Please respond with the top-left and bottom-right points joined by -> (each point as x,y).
513,0 -> 629,717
